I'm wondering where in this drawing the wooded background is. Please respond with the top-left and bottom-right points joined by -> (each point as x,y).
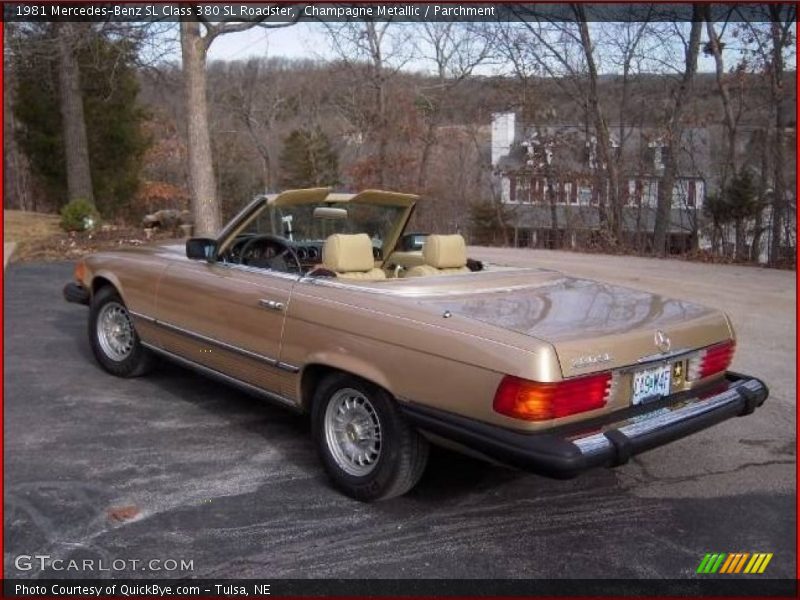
4,5 -> 796,265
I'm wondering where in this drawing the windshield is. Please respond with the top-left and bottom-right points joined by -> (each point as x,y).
242,202 -> 406,250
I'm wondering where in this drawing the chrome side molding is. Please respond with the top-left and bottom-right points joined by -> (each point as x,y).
129,310 -> 300,373
141,342 -> 302,413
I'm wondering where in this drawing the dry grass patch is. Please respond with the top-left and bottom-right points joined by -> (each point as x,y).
5,210 -> 62,261
4,209 -> 175,262
5,210 -> 61,243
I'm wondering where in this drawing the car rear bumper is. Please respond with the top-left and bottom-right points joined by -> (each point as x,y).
63,282 -> 90,306
399,372 -> 768,479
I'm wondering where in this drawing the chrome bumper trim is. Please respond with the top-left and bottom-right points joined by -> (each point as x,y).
573,377 -> 765,456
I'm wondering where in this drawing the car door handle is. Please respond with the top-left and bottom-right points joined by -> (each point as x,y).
259,299 -> 285,312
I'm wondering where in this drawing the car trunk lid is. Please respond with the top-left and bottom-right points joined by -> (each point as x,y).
418,274 -> 731,378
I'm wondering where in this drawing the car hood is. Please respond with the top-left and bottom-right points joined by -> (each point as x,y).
405,271 -> 732,377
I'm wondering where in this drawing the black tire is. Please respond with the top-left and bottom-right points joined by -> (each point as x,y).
311,373 -> 429,501
88,285 -> 156,378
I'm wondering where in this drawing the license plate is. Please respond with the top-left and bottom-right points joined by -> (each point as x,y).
632,364 -> 671,405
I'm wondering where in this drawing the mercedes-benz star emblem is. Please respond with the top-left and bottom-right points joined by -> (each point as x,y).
654,330 -> 671,353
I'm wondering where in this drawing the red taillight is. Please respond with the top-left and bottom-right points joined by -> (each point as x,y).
493,372 -> 612,421
687,340 -> 736,381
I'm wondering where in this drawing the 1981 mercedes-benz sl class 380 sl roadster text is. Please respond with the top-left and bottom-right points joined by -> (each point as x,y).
63,188 -> 768,501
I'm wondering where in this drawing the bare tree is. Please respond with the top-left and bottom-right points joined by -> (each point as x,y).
703,7 -> 740,185
498,9 -> 621,241
574,5 -> 622,243
3,27 -> 31,211
601,18 -> 653,150
599,14 -> 658,245
324,19 -> 412,188
222,59 -> 290,192
180,13 -> 297,235
652,10 -> 703,256
414,23 -> 492,190
730,4 -> 795,264
765,4 -> 795,265
703,7 -> 759,260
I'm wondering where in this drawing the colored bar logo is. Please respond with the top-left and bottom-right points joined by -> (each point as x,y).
696,553 -> 773,574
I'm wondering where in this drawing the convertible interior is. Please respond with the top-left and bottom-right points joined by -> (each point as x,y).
219,231 -> 476,281
215,190 -> 481,281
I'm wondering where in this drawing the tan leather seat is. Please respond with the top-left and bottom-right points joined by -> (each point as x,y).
406,234 -> 471,277
322,234 -> 386,281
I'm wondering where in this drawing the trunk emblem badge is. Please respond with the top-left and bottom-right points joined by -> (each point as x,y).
572,353 -> 612,368
655,330 -> 671,353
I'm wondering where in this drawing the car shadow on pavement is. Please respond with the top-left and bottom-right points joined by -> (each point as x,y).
50,299 -> 613,507
149,359 -> 535,503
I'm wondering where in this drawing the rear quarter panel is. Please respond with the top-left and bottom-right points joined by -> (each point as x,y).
281,281 -> 561,430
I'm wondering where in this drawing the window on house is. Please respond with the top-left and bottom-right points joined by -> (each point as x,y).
671,181 -> 685,209
586,140 -> 597,170
695,180 -> 704,209
578,183 -> 592,206
529,177 -> 539,203
591,185 -> 600,206
564,182 -> 575,205
517,177 -> 531,203
643,180 -> 658,207
654,147 -> 663,171
644,147 -> 655,170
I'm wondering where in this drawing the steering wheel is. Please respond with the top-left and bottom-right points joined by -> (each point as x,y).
238,234 -> 302,274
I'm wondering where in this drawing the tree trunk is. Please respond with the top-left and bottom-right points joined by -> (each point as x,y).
4,30 -> 12,208
768,6 -> 787,265
375,84 -> 388,188
576,10 -> 621,244
704,12 -> 738,185
544,161 -> 559,247
243,117 -> 272,192
364,22 -> 388,188
56,23 -> 94,205
653,13 -> 702,256
751,132 -> 770,262
181,20 -> 221,236
734,217 -> 747,261
617,68 -> 632,249
416,119 -> 437,191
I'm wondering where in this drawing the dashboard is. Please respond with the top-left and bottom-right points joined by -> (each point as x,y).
293,244 -> 323,264
220,234 -> 381,274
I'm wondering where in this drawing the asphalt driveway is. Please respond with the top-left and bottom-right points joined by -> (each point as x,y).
3,260 -> 796,586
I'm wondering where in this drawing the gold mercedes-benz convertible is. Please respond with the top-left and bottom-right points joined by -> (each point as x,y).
63,188 -> 768,501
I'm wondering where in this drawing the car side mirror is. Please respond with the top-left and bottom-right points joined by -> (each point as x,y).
186,237 -> 216,261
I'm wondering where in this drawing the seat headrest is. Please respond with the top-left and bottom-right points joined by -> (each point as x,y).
423,234 -> 467,269
322,234 -> 376,273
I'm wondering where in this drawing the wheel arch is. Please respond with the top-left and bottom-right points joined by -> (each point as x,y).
298,357 -> 394,412
90,270 -> 124,301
